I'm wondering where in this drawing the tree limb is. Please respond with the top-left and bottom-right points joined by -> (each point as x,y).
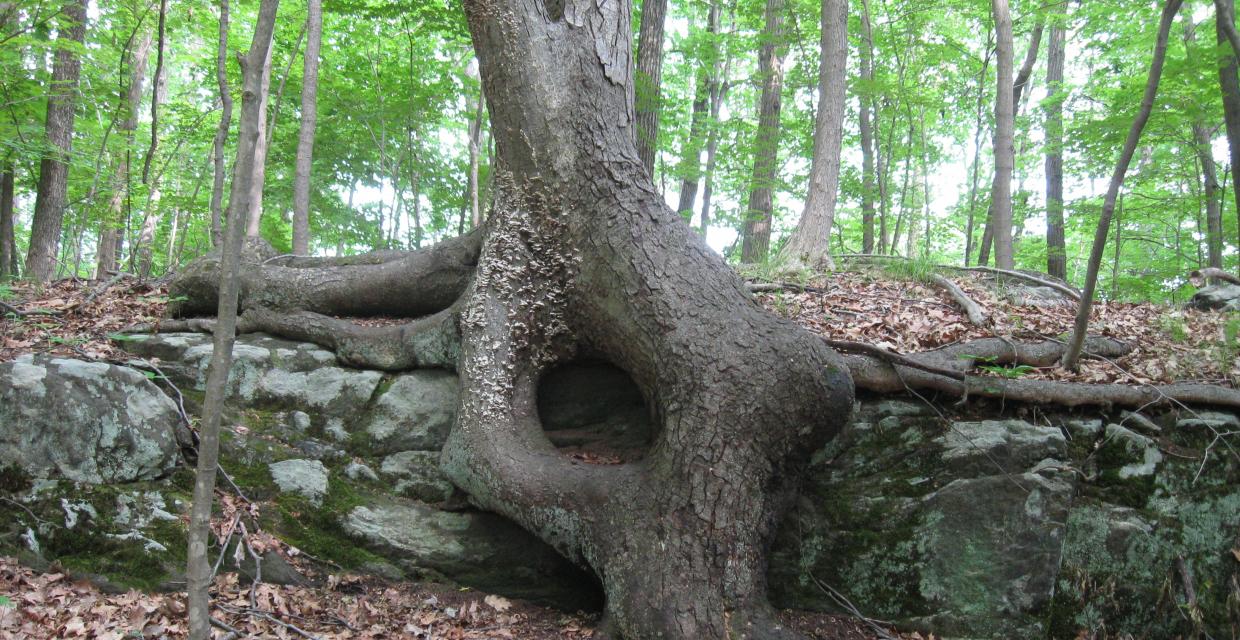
929,274 -> 988,326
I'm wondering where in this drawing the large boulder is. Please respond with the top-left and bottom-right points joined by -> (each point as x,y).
1186,283 -> 1240,311
0,355 -> 181,483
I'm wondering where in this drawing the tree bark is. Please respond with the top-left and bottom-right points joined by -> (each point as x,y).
1217,0 -> 1240,276
779,0 -> 848,268
988,0 -> 1016,270
1062,0 -> 1183,371
291,0 -> 322,255
244,30 -> 276,238
0,159 -> 14,279
741,0 -> 787,264
857,0 -> 878,254
1044,8 -> 1067,279
186,1 -> 281,638
209,0 -> 232,248
24,0 -> 87,283
469,81 -> 486,230
634,0 -> 668,177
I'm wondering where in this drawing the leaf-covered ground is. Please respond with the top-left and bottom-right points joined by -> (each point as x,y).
0,268 -> 1234,639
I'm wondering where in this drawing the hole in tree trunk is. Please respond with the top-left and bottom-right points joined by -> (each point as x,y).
538,360 -> 654,464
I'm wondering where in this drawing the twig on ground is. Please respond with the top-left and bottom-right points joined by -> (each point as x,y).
929,274 -> 988,326
808,573 -> 898,640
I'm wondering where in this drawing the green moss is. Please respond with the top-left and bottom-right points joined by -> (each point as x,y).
0,464 -> 32,494
271,478 -> 384,569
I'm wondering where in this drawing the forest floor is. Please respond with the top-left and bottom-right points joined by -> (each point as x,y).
0,266 -> 1233,639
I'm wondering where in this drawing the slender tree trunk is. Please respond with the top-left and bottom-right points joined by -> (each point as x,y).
675,67 -> 709,220
919,105 -> 931,258
469,82 -> 486,229
0,159 -> 14,279
98,28 -> 154,277
780,0 -> 848,268
292,0 -> 322,255
699,3 -> 731,239
1044,8 -> 1067,279
209,0 -> 232,248
740,0 -> 787,264
186,1 -> 281,638
245,31 -> 276,238
964,29 -> 993,266
890,118 -> 914,256
635,0 -> 668,176
858,0 -> 878,253
1184,18 -> 1224,273
266,17 -> 307,150
1062,0 -> 1183,370
25,0 -> 87,283
988,0 -> 1016,269
140,0 -> 167,184
1217,0 -> 1240,275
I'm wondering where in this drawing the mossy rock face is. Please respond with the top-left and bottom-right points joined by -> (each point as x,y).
771,397 -> 1240,639
0,477 -> 192,592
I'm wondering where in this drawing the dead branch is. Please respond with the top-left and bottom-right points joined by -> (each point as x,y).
835,253 -> 1082,300
929,274 -> 988,326
826,339 -> 966,380
0,299 -> 61,318
1189,267 -> 1240,287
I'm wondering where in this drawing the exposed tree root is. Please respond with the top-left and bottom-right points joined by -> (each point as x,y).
1190,267 -> 1240,287
928,274 -> 988,326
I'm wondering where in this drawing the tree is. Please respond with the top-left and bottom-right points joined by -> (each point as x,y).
168,0 -> 853,633
1216,0 -> 1240,273
986,0 -> 1016,270
1183,18 -> 1222,274
244,27 -> 276,238
1044,4 -> 1067,279
779,0 -> 848,268
209,0 -> 232,248
740,0 -> 788,264
635,0 -> 669,176
1062,0 -> 1183,370
0,160 -> 14,279
292,0 -> 322,255
185,1 -> 281,637
24,0 -> 87,282
857,0 -> 878,254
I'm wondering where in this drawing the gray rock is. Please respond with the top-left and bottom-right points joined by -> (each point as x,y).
936,419 -> 1067,475
1102,424 -> 1163,478
344,461 -> 379,482
289,411 -> 312,433
1177,411 -> 1240,430
268,459 -> 329,505
1063,417 -> 1103,441
342,498 -> 600,610
357,371 -> 458,453
1186,283 -> 1240,311
0,355 -> 180,483
379,451 -> 454,503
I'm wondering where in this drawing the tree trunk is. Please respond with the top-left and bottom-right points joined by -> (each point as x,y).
171,0 -> 854,635
1184,18 -> 1223,273
0,159 -> 14,279
779,0 -> 848,268
1044,8 -> 1067,279
292,0 -> 322,255
858,0 -> 878,254
245,31 -> 276,238
98,29 -> 154,278
133,3 -> 169,277
209,0 -> 233,248
675,66 -> 709,220
964,28 -> 993,267
186,1 -> 282,638
699,3 -> 731,239
1062,0 -> 1183,370
1217,0 -> 1240,275
634,0 -> 668,176
740,0 -> 787,264
989,0 -> 1016,270
469,81 -> 486,230
24,0 -> 87,283
140,0 -> 167,185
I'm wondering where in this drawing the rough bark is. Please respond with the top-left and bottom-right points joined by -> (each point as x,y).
988,0 -> 1016,270
209,0 -> 232,248
0,159 -> 14,279
24,0 -> 87,283
291,0 -> 322,255
186,1 -> 281,638
634,0 -> 668,176
1044,9 -> 1067,279
741,0 -> 787,264
779,0 -> 848,269
1062,0 -> 1183,371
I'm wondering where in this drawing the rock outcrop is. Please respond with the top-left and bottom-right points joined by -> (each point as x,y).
1,333 -> 1236,639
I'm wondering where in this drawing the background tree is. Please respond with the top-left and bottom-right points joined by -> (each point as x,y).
291,0 -> 321,255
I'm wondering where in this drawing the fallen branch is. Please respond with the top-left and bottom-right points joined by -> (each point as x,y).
0,299 -> 61,318
835,253 -> 1082,300
1189,267 -> 1240,287
929,274 -> 988,326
